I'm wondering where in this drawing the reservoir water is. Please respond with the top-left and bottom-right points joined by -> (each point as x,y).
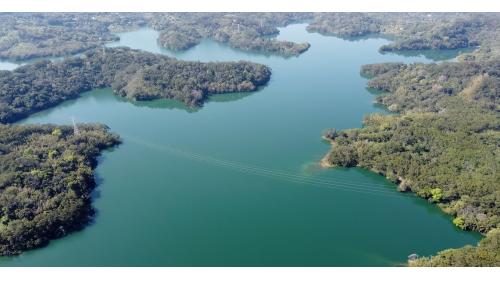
1,24 -> 480,266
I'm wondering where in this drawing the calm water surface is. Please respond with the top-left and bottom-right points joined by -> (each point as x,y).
1,24 -> 480,266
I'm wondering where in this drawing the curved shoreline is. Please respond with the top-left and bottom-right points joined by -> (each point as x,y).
318,60 -> 499,266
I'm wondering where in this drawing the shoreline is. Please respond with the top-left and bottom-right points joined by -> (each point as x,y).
319,136 -> 335,168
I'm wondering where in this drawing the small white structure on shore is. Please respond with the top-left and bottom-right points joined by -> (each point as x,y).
408,253 -> 419,261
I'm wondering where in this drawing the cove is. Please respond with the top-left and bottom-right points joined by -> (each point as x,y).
0,23 -> 480,266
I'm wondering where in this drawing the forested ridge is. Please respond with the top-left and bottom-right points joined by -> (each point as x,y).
361,60 -> 499,113
0,47 -> 271,123
0,124 -> 120,255
0,13 -> 146,61
0,46 -> 269,255
0,12 -> 499,264
2,13 -> 498,62
318,13 -> 500,266
307,13 -> 500,61
322,59 -> 500,266
0,15 -> 272,255
150,13 -> 311,56
0,13 -> 311,60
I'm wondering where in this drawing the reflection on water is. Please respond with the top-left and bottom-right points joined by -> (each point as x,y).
317,33 -> 397,43
107,28 -> 303,61
1,21 -> 476,72
382,46 -> 477,62
114,93 -> 199,112
207,90 -> 260,104
305,30 -> 475,62
106,88 -> 260,112
2,22 -> 481,267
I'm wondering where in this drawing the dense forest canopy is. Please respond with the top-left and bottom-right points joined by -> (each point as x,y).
360,60 -> 499,113
410,228 -> 500,266
323,58 -> 500,266
307,13 -> 500,60
3,13 -> 498,62
0,13 -> 146,60
0,47 -> 271,123
0,15 -> 272,256
0,124 -> 120,255
320,17 -> 500,266
324,102 -> 499,232
0,13 -> 311,60
0,13 -> 499,265
150,13 -> 312,56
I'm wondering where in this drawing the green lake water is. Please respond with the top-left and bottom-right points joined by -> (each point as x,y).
1,24 -> 480,266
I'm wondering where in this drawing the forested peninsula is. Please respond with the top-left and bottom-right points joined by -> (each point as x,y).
0,13 -> 146,61
3,13 -> 498,62
0,47 -> 271,123
0,13 -> 311,60
0,45 -> 270,255
307,13 -> 500,60
1,13 -> 499,264
150,13 -> 311,56
322,59 -> 500,266
0,124 -> 120,255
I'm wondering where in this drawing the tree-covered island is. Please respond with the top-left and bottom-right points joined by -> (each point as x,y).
0,13 -> 499,266
0,45 -> 270,255
0,13 -> 311,61
151,13 -> 311,56
0,47 -> 271,124
0,124 -> 120,255
2,13 -> 497,62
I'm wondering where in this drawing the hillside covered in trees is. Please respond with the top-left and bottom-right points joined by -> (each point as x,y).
410,228 -> 500,266
150,13 -> 311,56
2,13 -> 498,62
0,47 -> 271,123
307,13 -> 500,60
361,60 -> 499,113
1,12 -> 498,265
0,13 -> 146,61
0,23 -> 271,256
322,59 -> 500,266
0,13 -> 311,61
0,124 -> 120,255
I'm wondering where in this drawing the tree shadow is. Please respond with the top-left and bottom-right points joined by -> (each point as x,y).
380,46 -> 477,61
